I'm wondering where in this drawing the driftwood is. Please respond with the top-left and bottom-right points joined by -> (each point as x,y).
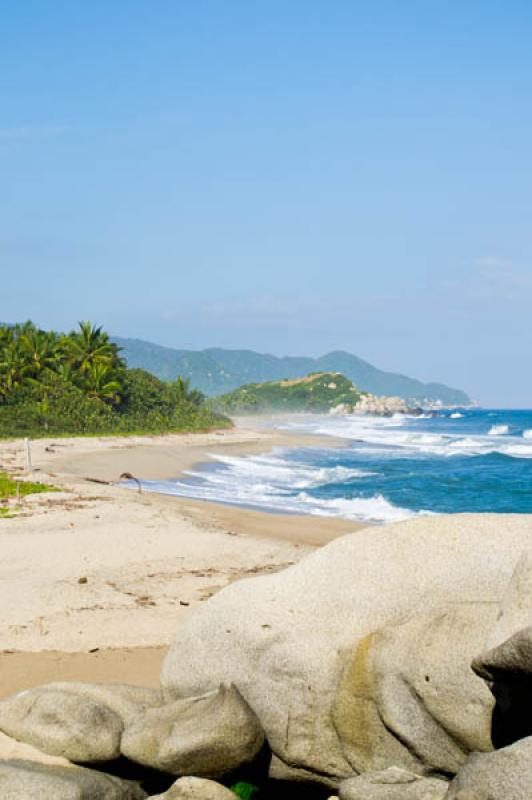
119,472 -> 142,493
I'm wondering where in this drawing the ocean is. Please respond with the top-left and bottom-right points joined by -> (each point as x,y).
139,409 -> 532,524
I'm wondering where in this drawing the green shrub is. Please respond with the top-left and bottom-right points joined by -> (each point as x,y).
212,372 -> 363,414
230,782 -> 260,800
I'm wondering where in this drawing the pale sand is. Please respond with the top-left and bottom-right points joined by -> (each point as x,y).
0,422 -> 358,698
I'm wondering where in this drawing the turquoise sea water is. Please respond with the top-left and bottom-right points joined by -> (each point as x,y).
137,409 -> 532,524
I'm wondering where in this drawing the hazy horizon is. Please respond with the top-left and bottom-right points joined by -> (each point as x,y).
2,2 -> 531,406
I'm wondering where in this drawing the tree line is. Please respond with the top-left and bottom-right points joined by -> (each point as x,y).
0,322 -> 228,437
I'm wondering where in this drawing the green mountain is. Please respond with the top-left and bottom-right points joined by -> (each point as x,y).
114,337 -> 471,405
213,372 -> 364,414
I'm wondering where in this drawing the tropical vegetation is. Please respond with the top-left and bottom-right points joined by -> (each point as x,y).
0,322 -> 230,437
212,371 -> 363,414
0,471 -> 57,518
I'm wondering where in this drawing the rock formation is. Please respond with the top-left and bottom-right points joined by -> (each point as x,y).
161,515 -> 532,784
2,515 -> 532,797
330,393 -> 417,416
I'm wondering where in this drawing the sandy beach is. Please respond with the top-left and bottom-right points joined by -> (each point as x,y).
0,422 -> 358,699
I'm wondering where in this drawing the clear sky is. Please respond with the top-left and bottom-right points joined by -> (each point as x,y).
1,1 -> 531,406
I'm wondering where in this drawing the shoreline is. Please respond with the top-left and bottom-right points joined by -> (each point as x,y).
0,420 -> 359,699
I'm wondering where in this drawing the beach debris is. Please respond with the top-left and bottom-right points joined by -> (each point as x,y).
78,576 -> 88,584
121,684 -> 265,778
0,759 -> 147,799
120,472 -> 142,493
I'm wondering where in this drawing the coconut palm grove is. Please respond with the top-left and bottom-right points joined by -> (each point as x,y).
0,322 -> 230,437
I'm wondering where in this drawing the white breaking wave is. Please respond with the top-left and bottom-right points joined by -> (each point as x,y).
450,412 -> 464,418
279,414 -> 532,460
124,412 -> 532,522
134,447 -> 423,524
293,492 -> 422,523
503,445 -> 532,459
200,452 -> 372,489
489,424 -> 509,435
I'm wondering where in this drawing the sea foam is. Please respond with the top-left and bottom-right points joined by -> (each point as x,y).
489,424 -> 509,435
128,408 -> 532,520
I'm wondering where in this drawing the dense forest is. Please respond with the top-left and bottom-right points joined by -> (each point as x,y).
0,322 -> 230,437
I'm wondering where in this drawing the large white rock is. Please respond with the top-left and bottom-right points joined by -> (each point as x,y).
338,766 -> 448,800
0,759 -> 147,799
0,689 -> 123,763
445,736 -> 532,799
161,515 -> 532,784
121,684 -> 264,778
333,605 -> 496,777
484,553 -> 532,650
150,776 -> 238,800
0,682 -> 163,764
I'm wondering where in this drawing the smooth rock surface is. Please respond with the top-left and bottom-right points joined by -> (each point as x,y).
0,682 -> 163,763
0,759 -> 147,799
473,626 -> 532,682
333,605 -> 495,777
339,766 -> 448,799
161,515 -> 532,782
150,776 -> 237,800
0,729 -> 72,766
446,736 -> 532,799
45,681 -> 164,724
121,683 -> 265,778
0,688 -> 123,762
483,553 -> 532,650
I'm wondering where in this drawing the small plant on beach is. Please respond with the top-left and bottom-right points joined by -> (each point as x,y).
0,471 -> 57,500
230,781 -> 261,800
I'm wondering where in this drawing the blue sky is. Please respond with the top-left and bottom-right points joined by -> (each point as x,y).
1,1 -> 531,406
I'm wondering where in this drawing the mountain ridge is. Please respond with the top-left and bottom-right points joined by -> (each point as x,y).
113,336 -> 471,405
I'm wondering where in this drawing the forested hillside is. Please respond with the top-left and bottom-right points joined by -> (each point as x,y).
115,337 -> 470,405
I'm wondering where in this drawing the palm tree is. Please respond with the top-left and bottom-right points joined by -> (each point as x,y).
17,327 -> 60,379
62,321 -> 123,376
0,341 -> 29,397
0,325 -> 14,350
81,362 -> 123,404
173,376 -> 205,406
